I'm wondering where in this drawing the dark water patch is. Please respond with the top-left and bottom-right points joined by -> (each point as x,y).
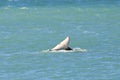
0,0 -> 120,7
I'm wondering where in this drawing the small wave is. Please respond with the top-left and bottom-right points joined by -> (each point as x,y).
19,7 -> 29,10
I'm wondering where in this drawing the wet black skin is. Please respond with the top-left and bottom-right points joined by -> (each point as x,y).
65,47 -> 72,50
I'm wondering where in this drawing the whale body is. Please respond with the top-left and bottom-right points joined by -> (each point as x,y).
50,36 -> 72,51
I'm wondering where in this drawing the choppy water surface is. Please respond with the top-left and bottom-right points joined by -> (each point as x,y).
0,1 -> 120,80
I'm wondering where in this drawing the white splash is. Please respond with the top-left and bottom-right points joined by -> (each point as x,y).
41,48 -> 87,53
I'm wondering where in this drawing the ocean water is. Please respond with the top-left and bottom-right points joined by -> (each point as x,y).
0,1 -> 120,80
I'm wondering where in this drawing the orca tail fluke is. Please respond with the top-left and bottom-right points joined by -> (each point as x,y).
50,36 -> 72,51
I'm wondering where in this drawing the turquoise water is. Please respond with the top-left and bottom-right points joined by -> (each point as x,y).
0,1 -> 120,80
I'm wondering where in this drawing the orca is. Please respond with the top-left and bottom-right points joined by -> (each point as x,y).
50,36 -> 72,51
